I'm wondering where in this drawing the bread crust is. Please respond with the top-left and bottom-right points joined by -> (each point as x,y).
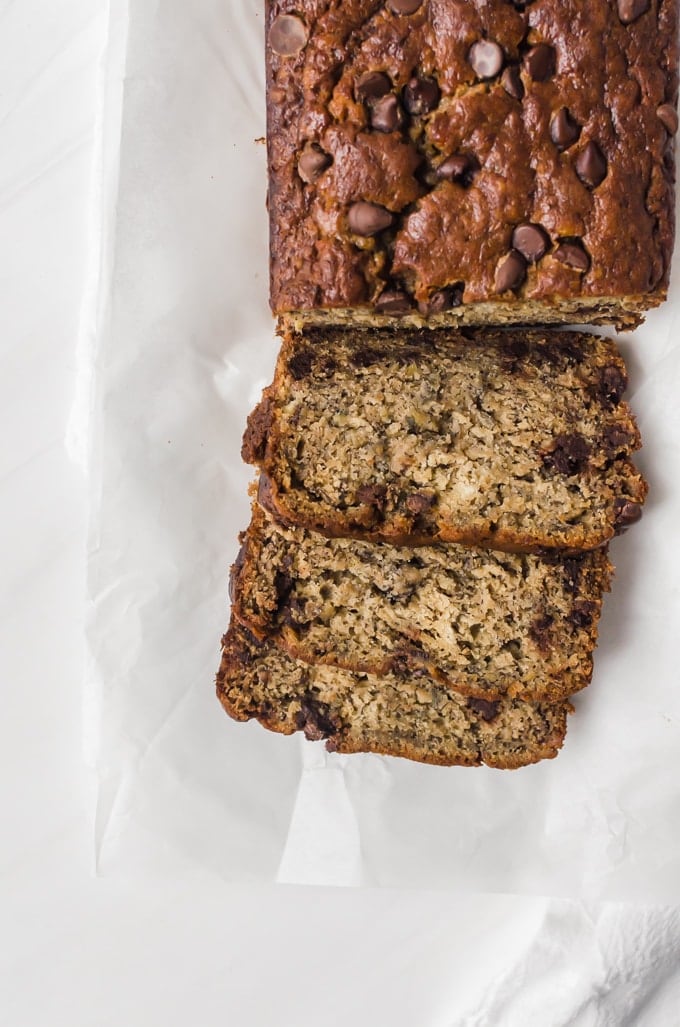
266,0 -> 678,326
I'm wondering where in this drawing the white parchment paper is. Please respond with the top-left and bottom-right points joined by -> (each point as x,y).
85,0 -> 680,897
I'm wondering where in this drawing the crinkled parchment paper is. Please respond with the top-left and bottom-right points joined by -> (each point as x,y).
83,0 -> 680,896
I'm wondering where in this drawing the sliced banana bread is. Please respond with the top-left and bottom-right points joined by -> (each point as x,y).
217,621 -> 571,769
243,326 -> 647,553
230,506 -> 612,703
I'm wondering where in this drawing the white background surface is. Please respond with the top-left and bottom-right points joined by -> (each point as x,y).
3,1 -> 680,1024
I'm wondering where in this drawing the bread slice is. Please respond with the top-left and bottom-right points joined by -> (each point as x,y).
217,621 -> 571,769
230,506 -> 612,703
243,326 -> 646,553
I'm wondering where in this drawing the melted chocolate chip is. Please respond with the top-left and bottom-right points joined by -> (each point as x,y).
295,697 -> 336,742
602,424 -> 632,456
351,347 -> 382,369
468,39 -> 504,80
501,66 -> 524,100
288,347 -> 315,380
268,14 -> 308,56
617,0 -> 650,23
512,223 -> 549,263
273,569 -> 294,616
657,103 -> 679,134
554,241 -> 590,272
388,0 -> 423,12
405,491 -> 436,515
403,76 -> 440,115
495,250 -> 527,293
542,433 -> 590,476
356,483 -> 388,513
550,107 -> 581,150
355,71 -> 392,103
467,698 -> 500,722
524,43 -> 555,81
576,141 -> 608,188
569,600 -> 598,629
562,556 -> 584,594
427,285 -> 464,313
374,289 -> 412,314
436,153 -> 474,185
529,613 -> 555,652
348,201 -> 394,236
370,93 -> 405,133
614,498 -> 643,530
599,364 -> 627,405
298,144 -> 331,184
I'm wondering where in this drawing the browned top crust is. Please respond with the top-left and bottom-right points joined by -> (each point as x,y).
266,0 -> 678,322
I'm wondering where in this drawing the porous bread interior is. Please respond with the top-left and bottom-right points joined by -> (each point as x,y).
281,293 -> 661,333
218,624 -> 570,769
233,509 -> 611,701
259,330 -> 645,551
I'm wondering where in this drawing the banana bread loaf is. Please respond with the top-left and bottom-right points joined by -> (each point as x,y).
217,621 -> 571,768
266,0 -> 678,329
230,506 -> 612,703
244,326 -> 647,552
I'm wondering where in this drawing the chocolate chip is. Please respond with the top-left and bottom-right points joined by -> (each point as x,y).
614,498 -> 643,530
542,433 -> 590,476
273,569 -> 294,615
468,39 -> 504,80
599,364 -> 627,404
268,14 -> 308,56
436,154 -> 473,184
501,66 -> 524,100
348,201 -> 394,236
355,71 -> 392,103
657,103 -> 679,134
550,107 -> 581,150
295,698 -> 336,742
529,613 -> 555,652
375,289 -> 412,314
570,600 -> 597,629
351,347 -> 382,369
370,93 -> 405,132
427,285 -> 464,313
602,424 -> 632,455
467,698 -> 500,722
512,223 -> 550,263
494,250 -> 527,293
387,0 -> 424,12
405,491 -> 436,515
403,76 -> 440,115
576,141 -> 608,188
298,144 -> 331,184
617,0 -> 649,23
287,347 -> 315,380
524,43 -> 555,81
356,483 -> 388,512
554,241 -> 590,272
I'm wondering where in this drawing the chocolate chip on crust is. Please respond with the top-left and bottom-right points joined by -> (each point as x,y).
617,0 -> 650,24
550,107 -> 581,150
348,201 -> 395,236
512,223 -> 550,263
495,250 -> 527,293
268,14 -> 308,56
468,39 -> 504,80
